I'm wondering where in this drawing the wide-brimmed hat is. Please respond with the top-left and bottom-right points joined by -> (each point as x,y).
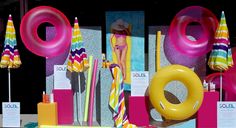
111,19 -> 129,31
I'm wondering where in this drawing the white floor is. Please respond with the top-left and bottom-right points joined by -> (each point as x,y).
0,114 -> 102,127
0,114 -> 38,127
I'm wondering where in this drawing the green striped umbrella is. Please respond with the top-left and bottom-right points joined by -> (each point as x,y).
208,11 -> 234,101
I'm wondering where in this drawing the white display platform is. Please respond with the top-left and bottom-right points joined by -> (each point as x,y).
0,114 -> 37,127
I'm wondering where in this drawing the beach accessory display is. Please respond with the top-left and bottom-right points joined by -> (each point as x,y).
169,6 -> 218,57
149,65 -> 203,120
20,6 -> 72,58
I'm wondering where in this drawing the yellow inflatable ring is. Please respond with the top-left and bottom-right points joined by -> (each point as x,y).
149,64 -> 203,120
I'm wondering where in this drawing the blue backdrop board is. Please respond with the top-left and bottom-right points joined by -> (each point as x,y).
99,69 -> 114,126
106,11 -> 145,91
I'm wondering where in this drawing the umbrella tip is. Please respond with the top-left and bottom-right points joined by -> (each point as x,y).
75,17 -> 78,23
8,14 -> 12,20
221,11 -> 225,18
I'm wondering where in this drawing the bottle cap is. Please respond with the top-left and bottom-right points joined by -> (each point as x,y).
50,93 -> 54,103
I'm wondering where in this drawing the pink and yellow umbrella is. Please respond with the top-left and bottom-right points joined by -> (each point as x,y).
67,17 -> 89,73
67,17 -> 89,124
0,14 -> 21,102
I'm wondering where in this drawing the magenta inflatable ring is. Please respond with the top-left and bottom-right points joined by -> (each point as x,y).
20,6 -> 72,58
169,6 -> 218,57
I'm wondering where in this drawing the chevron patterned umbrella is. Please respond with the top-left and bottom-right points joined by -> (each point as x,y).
0,14 -> 21,102
67,17 -> 89,124
208,11 -> 234,101
67,17 -> 89,73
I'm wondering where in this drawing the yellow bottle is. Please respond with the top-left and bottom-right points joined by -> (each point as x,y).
102,53 -> 106,68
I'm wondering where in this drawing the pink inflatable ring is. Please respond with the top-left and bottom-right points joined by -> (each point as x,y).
169,6 -> 218,57
20,6 -> 72,58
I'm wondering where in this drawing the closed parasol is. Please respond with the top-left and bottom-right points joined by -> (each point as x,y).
208,11 -> 234,101
67,17 -> 89,124
0,14 -> 21,102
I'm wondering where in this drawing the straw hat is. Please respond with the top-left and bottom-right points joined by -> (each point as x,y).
111,19 -> 129,31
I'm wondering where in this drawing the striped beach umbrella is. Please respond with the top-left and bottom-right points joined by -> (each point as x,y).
67,17 -> 89,73
0,14 -> 21,102
0,14 -> 21,68
67,17 -> 89,124
208,11 -> 234,100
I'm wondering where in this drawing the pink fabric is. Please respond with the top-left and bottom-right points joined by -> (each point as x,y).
197,92 -> 219,128
115,44 -> 127,50
129,96 -> 149,126
53,89 -> 73,125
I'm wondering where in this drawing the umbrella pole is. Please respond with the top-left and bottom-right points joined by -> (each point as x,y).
75,91 -> 79,124
74,74 -> 82,125
78,74 -> 82,125
220,71 -> 223,101
8,68 -> 11,102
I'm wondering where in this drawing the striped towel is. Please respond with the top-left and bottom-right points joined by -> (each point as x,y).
109,64 -> 136,128
67,17 -> 89,72
208,11 -> 233,71
0,14 -> 21,68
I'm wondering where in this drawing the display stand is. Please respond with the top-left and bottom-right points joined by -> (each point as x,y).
129,96 -> 150,126
217,101 -> 236,127
98,69 -> 114,126
197,91 -> 219,128
2,102 -> 20,127
37,102 -> 58,126
53,89 -> 73,125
